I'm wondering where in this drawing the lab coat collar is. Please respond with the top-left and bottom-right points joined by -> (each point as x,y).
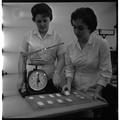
32,27 -> 53,37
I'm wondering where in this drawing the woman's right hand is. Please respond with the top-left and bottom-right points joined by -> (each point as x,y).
62,83 -> 71,94
62,77 -> 72,93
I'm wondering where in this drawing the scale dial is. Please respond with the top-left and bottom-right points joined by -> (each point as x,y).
28,70 -> 48,91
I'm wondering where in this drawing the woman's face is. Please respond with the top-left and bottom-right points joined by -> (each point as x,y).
72,19 -> 90,43
34,14 -> 51,34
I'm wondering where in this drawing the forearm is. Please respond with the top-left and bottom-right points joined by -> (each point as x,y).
65,64 -> 74,86
98,39 -> 112,87
55,54 -> 65,73
18,53 -> 27,79
66,77 -> 73,86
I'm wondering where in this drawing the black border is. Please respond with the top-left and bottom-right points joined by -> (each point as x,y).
2,0 -> 118,3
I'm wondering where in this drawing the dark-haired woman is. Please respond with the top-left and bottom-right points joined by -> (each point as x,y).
63,7 -> 112,100
18,3 -> 65,91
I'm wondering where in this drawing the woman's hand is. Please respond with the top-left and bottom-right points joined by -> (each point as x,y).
93,85 -> 104,100
17,75 -> 26,92
62,77 -> 72,94
85,85 -> 105,101
19,83 -> 26,93
62,83 -> 71,93
93,91 -> 102,100
17,80 -> 26,94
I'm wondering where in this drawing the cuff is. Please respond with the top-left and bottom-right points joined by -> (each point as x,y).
65,73 -> 73,79
97,79 -> 107,87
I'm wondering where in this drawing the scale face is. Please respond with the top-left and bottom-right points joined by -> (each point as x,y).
19,68 -> 59,97
28,70 -> 48,91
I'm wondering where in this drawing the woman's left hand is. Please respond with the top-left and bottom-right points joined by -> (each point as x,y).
93,85 -> 105,101
93,90 -> 102,100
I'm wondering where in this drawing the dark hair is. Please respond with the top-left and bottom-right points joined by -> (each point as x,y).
31,3 -> 53,21
71,7 -> 97,33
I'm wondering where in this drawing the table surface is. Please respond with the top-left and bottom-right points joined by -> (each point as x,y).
3,90 -> 107,118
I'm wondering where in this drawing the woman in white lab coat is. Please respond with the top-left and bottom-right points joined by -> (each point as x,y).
63,7 -> 112,100
18,3 -> 65,92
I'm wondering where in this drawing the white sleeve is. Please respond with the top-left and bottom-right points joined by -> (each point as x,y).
97,39 -> 112,87
19,32 -> 29,53
65,46 -> 74,78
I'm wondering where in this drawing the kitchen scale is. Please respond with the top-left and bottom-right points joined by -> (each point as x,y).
19,43 -> 64,97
